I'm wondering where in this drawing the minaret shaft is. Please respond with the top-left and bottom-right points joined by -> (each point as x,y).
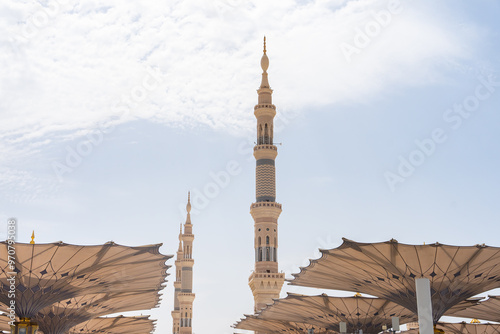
248,38 -> 285,314
172,194 -> 195,334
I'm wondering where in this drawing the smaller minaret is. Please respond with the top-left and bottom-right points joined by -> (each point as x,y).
177,193 -> 195,334
171,224 -> 183,334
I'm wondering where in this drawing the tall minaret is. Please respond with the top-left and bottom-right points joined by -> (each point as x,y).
177,193 -> 195,334
171,224 -> 183,334
248,37 -> 285,313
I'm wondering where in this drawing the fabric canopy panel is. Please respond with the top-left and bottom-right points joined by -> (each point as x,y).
234,315 -> 333,333
68,315 -> 156,334
447,295 -> 500,322
290,238 -> 500,323
438,322 -> 500,334
0,315 -> 156,334
0,242 -> 171,317
445,296 -> 484,315
254,293 -> 418,333
0,314 -> 10,332
405,322 -> 500,334
34,291 -> 162,334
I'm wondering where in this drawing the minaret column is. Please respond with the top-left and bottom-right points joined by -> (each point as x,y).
177,193 -> 195,334
248,37 -> 285,314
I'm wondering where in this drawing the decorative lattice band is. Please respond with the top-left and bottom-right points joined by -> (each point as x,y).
256,163 -> 275,202
256,159 -> 275,166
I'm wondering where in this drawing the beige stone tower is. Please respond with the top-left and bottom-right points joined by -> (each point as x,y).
248,37 -> 285,314
171,225 -> 183,334
172,193 -> 195,334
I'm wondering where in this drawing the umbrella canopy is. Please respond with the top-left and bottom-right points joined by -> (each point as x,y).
0,241 -> 171,318
406,322 -> 500,334
234,314 -> 333,333
446,295 -> 500,322
34,291 -> 162,334
290,238 -> 500,323
253,293 -> 417,333
69,315 -> 156,334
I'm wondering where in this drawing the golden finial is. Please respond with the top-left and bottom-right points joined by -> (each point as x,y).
30,231 -> 35,244
263,36 -> 266,55
433,326 -> 445,334
471,319 -> 480,324
354,292 -> 362,297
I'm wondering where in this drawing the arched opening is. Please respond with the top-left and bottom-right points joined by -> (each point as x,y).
258,124 -> 263,144
266,236 -> 270,245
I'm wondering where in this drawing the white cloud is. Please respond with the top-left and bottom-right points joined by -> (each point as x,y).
0,0 -> 484,151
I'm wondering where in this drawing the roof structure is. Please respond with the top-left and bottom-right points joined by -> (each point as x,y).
438,322 -> 500,334
34,291 -> 162,334
234,315 -> 333,333
405,322 -> 500,334
0,242 -> 171,318
69,315 -> 156,334
0,314 -> 156,334
0,314 -> 9,333
247,293 -> 418,333
446,295 -> 500,322
290,238 -> 500,323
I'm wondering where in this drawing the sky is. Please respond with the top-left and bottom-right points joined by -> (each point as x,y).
1,0 -> 500,333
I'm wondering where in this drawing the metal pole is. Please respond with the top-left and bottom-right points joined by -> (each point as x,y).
415,278 -> 433,334
339,322 -> 347,334
392,316 -> 399,332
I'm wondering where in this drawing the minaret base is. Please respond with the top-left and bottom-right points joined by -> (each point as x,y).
249,271 -> 285,312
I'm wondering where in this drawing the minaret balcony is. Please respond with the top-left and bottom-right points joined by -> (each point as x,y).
181,258 -> 194,265
182,233 -> 194,241
254,145 -> 278,160
254,105 -> 276,118
254,104 -> 276,110
254,144 -> 277,151
248,272 -> 285,282
250,202 -> 282,210
177,292 -> 196,303
250,202 -> 282,220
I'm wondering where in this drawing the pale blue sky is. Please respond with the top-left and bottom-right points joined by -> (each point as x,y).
1,1 -> 500,333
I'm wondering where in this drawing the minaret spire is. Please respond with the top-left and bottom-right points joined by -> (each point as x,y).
178,224 -> 183,252
260,37 -> 270,89
185,192 -> 191,224
248,37 -> 285,315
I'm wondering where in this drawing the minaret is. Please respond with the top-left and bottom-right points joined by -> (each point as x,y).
171,224 -> 183,334
248,37 -> 285,313
177,193 -> 195,334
